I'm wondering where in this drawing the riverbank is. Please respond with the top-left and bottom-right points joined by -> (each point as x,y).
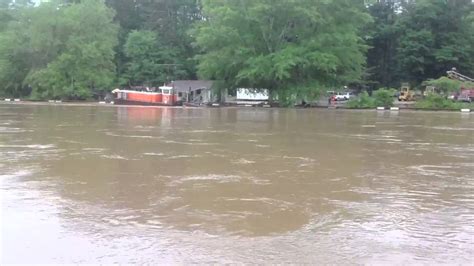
0,100 -> 183,109
0,99 -> 472,112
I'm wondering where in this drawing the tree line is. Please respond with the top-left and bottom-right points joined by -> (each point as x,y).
0,0 -> 472,102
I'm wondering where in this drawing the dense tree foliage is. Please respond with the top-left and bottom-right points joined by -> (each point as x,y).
367,0 -> 474,88
123,30 -> 185,86
366,0 -> 400,88
195,0 -> 371,104
0,0 -> 473,100
106,0 -> 200,84
397,0 -> 474,84
0,0 -> 118,99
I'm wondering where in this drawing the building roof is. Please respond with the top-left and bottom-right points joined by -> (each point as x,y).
169,80 -> 214,93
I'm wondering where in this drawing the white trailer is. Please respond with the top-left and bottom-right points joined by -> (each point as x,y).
236,88 -> 269,101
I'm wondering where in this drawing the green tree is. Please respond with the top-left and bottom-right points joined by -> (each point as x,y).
396,0 -> 474,84
0,1 -> 42,97
30,0 -> 118,100
137,0 -> 201,79
105,0 -> 201,83
195,0 -> 371,105
123,30 -> 185,86
0,1 -> 13,32
104,0 -> 142,82
0,0 -> 118,99
366,0 -> 400,88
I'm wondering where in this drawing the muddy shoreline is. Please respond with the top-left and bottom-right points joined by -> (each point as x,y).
0,100 -> 471,112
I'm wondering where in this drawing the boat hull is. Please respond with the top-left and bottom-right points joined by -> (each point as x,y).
114,99 -> 181,106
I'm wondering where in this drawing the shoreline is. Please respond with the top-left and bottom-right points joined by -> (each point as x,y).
0,100 -> 471,113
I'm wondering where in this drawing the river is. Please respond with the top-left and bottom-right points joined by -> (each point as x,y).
1,104 -> 473,264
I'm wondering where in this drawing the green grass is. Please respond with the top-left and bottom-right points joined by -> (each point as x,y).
346,89 -> 395,109
415,94 -> 473,110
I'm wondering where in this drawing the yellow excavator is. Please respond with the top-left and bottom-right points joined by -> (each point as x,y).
398,83 -> 414,101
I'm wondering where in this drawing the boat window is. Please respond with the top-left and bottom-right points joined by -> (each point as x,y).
178,92 -> 183,97
163,89 -> 170,95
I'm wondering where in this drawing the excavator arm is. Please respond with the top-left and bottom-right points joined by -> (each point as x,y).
447,68 -> 474,102
447,68 -> 474,82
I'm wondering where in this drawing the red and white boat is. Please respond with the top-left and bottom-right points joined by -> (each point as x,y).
112,86 -> 182,106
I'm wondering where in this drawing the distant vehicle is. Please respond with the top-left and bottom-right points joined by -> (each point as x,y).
457,94 -> 472,103
334,92 -> 353,101
447,91 -> 473,102
423,86 -> 442,96
446,68 -> 474,102
236,88 -> 269,101
398,83 -> 414,101
457,90 -> 472,103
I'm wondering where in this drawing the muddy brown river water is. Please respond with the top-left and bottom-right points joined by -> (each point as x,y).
1,104 -> 473,264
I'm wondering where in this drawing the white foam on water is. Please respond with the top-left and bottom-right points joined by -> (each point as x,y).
256,144 -> 271,148
146,220 -> 162,226
189,139 -> 205,142
232,158 -> 256,165
0,144 -> 55,149
0,127 -> 33,133
167,155 -> 202,159
104,132 -> 125,137
60,140 -> 84,144
164,140 -> 217,146
134,125 -> 157,129
408,165 -> 455,177
100,154 -> 129,160
0,169 -> 34,180
247,133 -> 275,137
348,133 -> 403,143
282,156 -> 316,162
82,148 -> 106,152
169,175 -> 244,186
104,132 -> 162,139
128,135 -> 162,139
184,130 -> 228,133
222,197 -> 295,209
143,152 -> 165,156
426,126 -> 474,131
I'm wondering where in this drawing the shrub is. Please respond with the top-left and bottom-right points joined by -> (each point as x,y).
346,91 -> 376,108
373,89 -> 395,107
415,94 -> 464,109
423,77 -> 473,94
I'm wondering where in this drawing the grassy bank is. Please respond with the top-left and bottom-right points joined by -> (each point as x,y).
346,89 -> 396,109
414,94 -> 473,110
345,90 -> 473,111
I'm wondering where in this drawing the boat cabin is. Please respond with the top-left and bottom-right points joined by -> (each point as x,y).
112,86 -> 178,106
